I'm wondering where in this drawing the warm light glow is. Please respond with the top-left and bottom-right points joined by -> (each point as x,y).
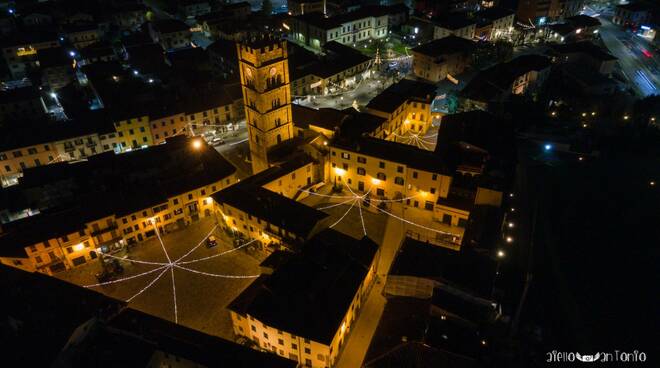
591,112 -> 596,116
341,321 -> 346,334
481,339 -> 487,346
371,178 -> 381,185
578,156 -> 584,161
262,233 -> 270,240
582,123 -> 588,128
508,222 -> 514,228
510,207 -> 516,212
73,243 -> 85,251
575,28 -> 582,34
404,119 -> 410,124
419,190 -> 428,197
440,315 -> 446,320
323,141 -> 328,146
551,111 -> 556,116
497,250 -> 505,258
506,236 -> 513,243
192,139 -> 203,149
581,112 -> 586,117
623,115 -> 629,120
650,181 -> 656,186
334,167 -> 346,175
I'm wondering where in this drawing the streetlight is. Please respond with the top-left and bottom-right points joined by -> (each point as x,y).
497,250 -> 505,258
508,222 -> 514,228
192,138 -> 203,149
506,236 -> 514,243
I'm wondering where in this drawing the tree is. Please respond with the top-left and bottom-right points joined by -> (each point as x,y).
261,0 -> 272,16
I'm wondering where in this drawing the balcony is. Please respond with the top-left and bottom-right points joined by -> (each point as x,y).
90,223 -> 118,237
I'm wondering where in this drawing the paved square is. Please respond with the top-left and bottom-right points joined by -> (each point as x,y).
56,217 -> 263,341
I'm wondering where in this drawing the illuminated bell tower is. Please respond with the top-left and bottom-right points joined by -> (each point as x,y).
237,37 -> 294,173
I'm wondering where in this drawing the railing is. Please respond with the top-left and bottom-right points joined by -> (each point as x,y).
405,229 -> 461,251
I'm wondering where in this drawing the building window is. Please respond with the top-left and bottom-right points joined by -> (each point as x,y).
278,338 -> 284,345
412,171 -> 418,179
430,187 -> 436,194
357,156 -> 366,163
397,165 -> 403,173
357,167 -> 366,176
425,201 -> 434,211
395,177 -> 404,185
304,347 -> 311,354
35,256 -> 43,263
376,172 -> 386,181
251,325 -> 256,332
341,152 -> 350,159
379,161 -> 385,168
377,188 -> 384,196
432,174 -> 437,180
263,332 -> 269,339
292,343 -> 298,349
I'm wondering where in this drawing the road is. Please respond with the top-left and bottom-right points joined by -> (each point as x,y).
598,17 -> 659,96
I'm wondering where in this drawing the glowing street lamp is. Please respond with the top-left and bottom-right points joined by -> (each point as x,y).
506,236 -> 514,243
497,250 -> 505,258
192,139 -> 203,149
371,177 -> 381,185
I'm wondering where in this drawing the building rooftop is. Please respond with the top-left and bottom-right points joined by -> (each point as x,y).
476,6 -> 515,21
0,28 -> 58,47
411,35 -> 476,58
461,55 -> 551,102
229,229 -> 379,344
0,264 -> 124,367
547,41 -> 617,61
366,78 -> 437,114
389,237 -> 497,298
292,104 -> 349,131
0,118 -> 106,152
436,110 -> 515,156
0,137 -> 236,255
213,183 -> 328,240
84,308 -> 296,368
566,14 -> 602,28
36,46 -> 70,68
151,19 -> 190,34
0,85 -> 41,105
433,14 -> 475,30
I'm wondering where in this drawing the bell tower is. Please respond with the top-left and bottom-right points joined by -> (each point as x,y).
237,37 -> 294,173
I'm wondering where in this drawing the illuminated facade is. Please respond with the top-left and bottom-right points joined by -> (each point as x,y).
237,38 -> 294,173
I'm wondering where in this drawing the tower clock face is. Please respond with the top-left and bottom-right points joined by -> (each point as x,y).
270,67 -> 277,76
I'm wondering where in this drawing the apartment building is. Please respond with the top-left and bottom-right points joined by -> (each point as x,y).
613,3 -> 652,27
149,19 -> 192,51
475,7 -> 515,40
365,78 -> 437,139
0,86 -> 47,123
0,119 -> 108,186
461,55 -> 552,109
1,29 -> 59,78
229,229 -> 379,367
290,41 -> 372,96
213,155 -> 329,251
0,137 -> 237,274
286,6 -> 389,50
288,0 -> 326,16
411,36 -> 476,83
62,23 -> 100,49
433,16 -> 476,40
112,113 -> 154,151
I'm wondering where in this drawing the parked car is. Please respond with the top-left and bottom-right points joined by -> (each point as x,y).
212,137 -> 225,146
206,235 -> 218,248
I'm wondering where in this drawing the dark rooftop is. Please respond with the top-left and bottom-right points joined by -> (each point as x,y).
0,264 -> 123,367
411,35 -> 476,58
292,103 -> 349,131
461,55 -> 551,102
36,46 -> 70,68
366,78 -> 437,114
389,237 -> 497,298
566,14 -> 601,28
213,183 -> 328,239
547,41 -> 617,61
151,19 -> 189,34
0,85 -> 41,105
229,229 -> 378,344
433,14 -> 475,30
476,6 -> 515,21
